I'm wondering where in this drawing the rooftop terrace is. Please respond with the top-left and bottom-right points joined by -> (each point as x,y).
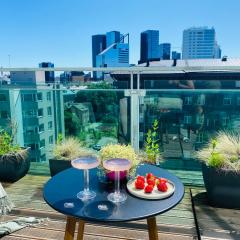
1,66 -> 240,239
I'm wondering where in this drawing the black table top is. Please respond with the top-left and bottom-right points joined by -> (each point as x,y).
43,163 -> 184,223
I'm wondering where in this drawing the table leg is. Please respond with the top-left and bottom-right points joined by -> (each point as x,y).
147,217 -> 159,240
64,216 -> 77,240
77,220 -> 85,240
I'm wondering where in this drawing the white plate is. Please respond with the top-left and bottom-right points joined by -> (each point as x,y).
126,179 -> 175,200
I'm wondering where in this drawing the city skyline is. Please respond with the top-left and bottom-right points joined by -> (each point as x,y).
1,0 -> 240,67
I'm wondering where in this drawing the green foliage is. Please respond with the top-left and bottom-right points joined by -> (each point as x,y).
57,133 -> 63,144
208,152 -> 225,168
64,109 -> 78,135
196,131 -> 240,171
208,139 -> 224,168
75,82 -> 118,122
145,120 -> 162,164
0,130 -> 20,155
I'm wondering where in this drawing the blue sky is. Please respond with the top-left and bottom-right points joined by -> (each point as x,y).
1,0 -> 240,67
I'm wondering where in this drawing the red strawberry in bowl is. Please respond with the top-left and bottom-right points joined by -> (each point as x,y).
144,184 -> 154,193
135,179 -> 145,190
146,173 -> 154,180
137,175 -> 145,182
157,182 -> 168,192
159,178 -> 167,183
147,178 -> 155,187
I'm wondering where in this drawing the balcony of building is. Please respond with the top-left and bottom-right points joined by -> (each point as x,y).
1,64 -> 240,239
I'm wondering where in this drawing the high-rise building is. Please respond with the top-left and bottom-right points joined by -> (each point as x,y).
39,62 -> 55,83
92,35 -> 106,68
139,30 -> 160,63
93,32 -> 129,79
182,27 -> 221,59
159,43 -> 171,60
172,51 -> 181,60
0,71 -> 65,162
106,31 -> 121,47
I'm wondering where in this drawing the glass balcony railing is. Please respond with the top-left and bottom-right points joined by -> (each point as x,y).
1,67 -> 240,185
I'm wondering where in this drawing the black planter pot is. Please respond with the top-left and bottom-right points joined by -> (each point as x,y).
202,163 -> 240,209
0,149 -> 30,183
49,159 -> 72,177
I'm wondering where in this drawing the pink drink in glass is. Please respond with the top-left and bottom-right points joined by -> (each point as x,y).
72,157 -> 99,170
71,157 -> 99,201
103,158 -> 131,203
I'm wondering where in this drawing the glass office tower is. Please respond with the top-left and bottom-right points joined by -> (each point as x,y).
139,30 -> 160,63
159,43 -> 171,60
182,27 -> 221,59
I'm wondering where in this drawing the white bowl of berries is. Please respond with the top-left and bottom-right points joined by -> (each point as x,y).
126,173 -> 175,200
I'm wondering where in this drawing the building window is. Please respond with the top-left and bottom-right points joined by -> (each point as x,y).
48,121 -> 53,130
196,132 -> 204,143
25,128 -> 34,136
0,111 -> 9,119
196,95 -> 205,105
49,136 -> 53,144
39,124 -> 44,132
27,143 -> 37,150
223,97 -> 232,105
184,96 -> 192,105
237,97 -> 240,105
196,114 -> 204,125
47,107 -> 52,116
184,115 -> 192,124
47,92 -> 51,101
22,93 -> 36,102
0,94 -> 7,102
37,93 -> 43,101
222,117 -> 230,126
24,110 -> 37,118
40,139 -> 45,148
38,108 -> 43,117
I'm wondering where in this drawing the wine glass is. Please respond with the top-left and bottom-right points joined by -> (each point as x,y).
103,158 -> 131,203
71,156 -> 99,201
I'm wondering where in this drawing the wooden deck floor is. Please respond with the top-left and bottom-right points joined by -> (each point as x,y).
1,174 -> 240,240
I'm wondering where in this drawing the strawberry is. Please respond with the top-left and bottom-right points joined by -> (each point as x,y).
159,178 -> 167,183
146,173 -> 154,180
135,179 -> 145,189
144,184 -> 154,193
156,178 -> 167,185
157,182 -> 168,192
137,175 -> 145,182
147,178 -> 155,187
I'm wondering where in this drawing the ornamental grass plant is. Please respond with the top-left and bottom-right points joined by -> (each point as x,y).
53,137 -> 95,161
196,131 -> 240,172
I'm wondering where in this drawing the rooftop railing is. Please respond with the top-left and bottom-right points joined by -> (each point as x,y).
1,67 -> 240,183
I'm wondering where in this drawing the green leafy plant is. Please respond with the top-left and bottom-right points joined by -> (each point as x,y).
196,131 -> 240,171
0,130 -> 21,155
207,139 -> 224,168
0,130 -> 28,162
145,120 -> 162,164
99,143 -> 140,176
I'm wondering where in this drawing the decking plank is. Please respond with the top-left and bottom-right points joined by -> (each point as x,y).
191,188 -> 240,240
1,174 -> 198,240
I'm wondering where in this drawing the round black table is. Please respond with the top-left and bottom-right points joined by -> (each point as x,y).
43,163 -> 184,240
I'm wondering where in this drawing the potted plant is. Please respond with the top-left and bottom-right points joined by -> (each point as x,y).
0,130 -> 30,183
99,143 -> 140,181
196,131 -> 240,208
49,136 -> 95,177
141,119 -> 163,165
